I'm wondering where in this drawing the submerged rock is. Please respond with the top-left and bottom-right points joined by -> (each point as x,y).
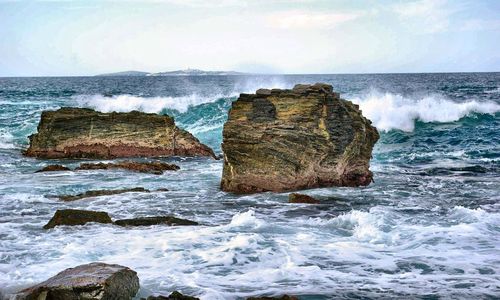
43,209 -> 112,229
75,161 -> 180,175
142,291 -> 200,300
288,193 -> 320,204
16,262 -> 139,300
35,164 -> 71,172
57,187 -> 150,201
114,216 -> 198,227
247,296 -> 298,300
25,107 -> 216,159
221,83 -> 379,193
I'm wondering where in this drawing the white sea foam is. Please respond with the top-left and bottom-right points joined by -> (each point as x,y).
351,90 -> 500,131
0,130 -> 15,149
75,78 -> 290,114
75,94 -> 229,114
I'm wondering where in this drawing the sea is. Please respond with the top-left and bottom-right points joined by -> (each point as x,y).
0,73 -> 499,299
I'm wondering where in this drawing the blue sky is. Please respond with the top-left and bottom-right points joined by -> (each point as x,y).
0,0 -> 499,76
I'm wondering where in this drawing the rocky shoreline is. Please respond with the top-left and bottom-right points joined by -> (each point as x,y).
11,83 -> 378,299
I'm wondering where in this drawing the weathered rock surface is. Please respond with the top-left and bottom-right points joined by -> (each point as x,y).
44,209 -> 112,229
221,83 -> 379,193
57,187 -> 150,201
75,161 -> 180,174
288,193 -> 320,204
15,262 -> 139,300
141,291 -> 200,300
25,107 -> 216,159
114,216 -> 198,227
35,164 -> 71,173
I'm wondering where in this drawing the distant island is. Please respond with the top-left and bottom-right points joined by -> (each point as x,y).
96,68 -> 249,77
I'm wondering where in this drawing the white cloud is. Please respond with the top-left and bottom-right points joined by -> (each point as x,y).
392,0 -> 456,33
267,10 -> 361,30
460,19 -> 500,31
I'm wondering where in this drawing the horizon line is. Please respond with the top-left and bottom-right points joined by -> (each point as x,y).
1,70 -> 500,78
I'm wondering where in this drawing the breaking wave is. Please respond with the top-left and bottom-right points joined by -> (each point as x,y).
351,90 -> 500,132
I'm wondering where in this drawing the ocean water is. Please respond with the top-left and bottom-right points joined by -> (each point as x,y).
0,73 -> 499,299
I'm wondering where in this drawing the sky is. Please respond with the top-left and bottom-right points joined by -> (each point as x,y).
0,0 -> 499,76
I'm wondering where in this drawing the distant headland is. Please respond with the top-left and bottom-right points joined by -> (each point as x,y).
96,68 -> 249,77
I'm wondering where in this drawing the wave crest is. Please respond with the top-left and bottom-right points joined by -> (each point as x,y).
351,91 -> 500,132
74,93 -> 233,114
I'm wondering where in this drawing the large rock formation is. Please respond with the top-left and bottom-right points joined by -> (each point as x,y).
221,83 -> 379,193
15,262 -> 139,300
25,107 -> 216,159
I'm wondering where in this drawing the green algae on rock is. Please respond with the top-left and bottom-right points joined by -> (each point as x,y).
43,209 -> 113,229
221,83 -> 379,193
114,216 -> 198,227
25,107 -> 216,159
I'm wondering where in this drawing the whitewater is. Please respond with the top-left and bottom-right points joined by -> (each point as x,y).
0,73 -> 499,299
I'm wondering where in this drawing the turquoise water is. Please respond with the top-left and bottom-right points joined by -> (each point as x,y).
0,74 -> 499,299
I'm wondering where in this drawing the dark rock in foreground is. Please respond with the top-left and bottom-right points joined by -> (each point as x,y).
43,209 -> 197,229
25,107 -> 216,159
43,209 -> 112,229
75,161 -> 180,175
288,193 -> 320,204
58,187 -> 150,201
16,262 -> 139,300
221,83 -> 379,193
247,296 -> 298,300
142,291 -> 200,300
35,164 -> 71,173
114,216 -> 198,227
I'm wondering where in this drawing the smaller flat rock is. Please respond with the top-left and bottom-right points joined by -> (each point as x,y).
57,187 -> 150,201
247,296 -> 298,300
16,262 -> 139,300
75,161 -> 180,175
35,164 -> 70,173
114,216 -> 198,227
288,193 -> 320,204
142,291 -> 200,300
44,209 -> 112,229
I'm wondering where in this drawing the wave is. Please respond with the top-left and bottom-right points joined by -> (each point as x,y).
0,130 -> 15,149
74,78 -> 290,114
350,90 -> 500,132
74,93 -> 234,114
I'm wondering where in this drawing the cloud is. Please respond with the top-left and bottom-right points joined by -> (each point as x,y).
460,19 -> 500,31
392,0 -> 457,33
266,10 -> 362,30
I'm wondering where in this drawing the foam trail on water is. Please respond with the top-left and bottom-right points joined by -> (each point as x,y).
351,90 -> 500,131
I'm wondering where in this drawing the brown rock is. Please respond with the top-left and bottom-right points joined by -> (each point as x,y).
288,193 -> 320,204
16,262 -> 139,300
221,83 -> 379,193
57,187 -> 150,201
35,164 -> 71,173
43,209 -> 112,229
247,296 -> 298,300
75,161 -> 180,175
25,107 -> 216,159
114,216 -> 198,227
142,291 -> 200,300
